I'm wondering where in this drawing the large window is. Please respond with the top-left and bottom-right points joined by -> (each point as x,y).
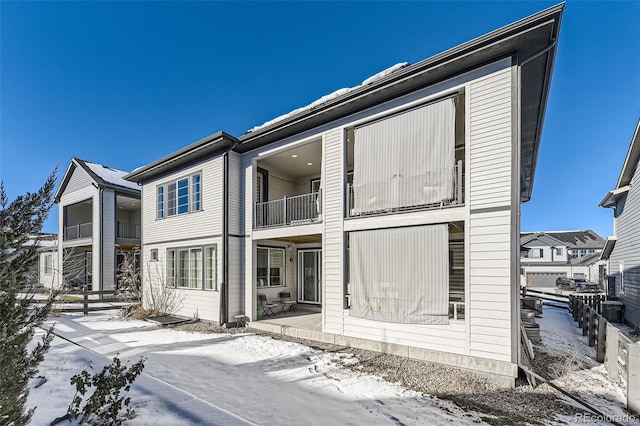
257,247 -> 285,287
166,245 -> 216,290
157,173 -> 202,219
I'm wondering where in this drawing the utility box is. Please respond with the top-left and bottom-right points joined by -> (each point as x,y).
602,301 -> 624,323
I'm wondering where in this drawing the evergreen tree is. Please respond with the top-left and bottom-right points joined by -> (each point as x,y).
0,170 -> 57,425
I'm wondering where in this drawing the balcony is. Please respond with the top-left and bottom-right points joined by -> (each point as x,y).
64,222 -> 93,241
117,222 -> 141,239
255,191 -> 321,229
347,160 -> 464,217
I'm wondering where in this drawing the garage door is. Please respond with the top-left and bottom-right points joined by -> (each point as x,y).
526,272 -> 566,288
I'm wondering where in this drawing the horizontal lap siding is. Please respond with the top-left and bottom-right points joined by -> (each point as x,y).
323,129 -> 345,333
343,314 -> 466,354
468,65 -> 515,363
143,239 -> 222,322
611,161 -> 640,328
142,156 -> 224,244
65,165 -> 93,194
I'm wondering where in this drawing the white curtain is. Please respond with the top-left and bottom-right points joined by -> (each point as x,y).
353,97 -> 455,213
348,224 -> 449,325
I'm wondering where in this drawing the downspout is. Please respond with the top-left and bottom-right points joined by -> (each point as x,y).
99,186 -> 104,295
220,140 -> 238,326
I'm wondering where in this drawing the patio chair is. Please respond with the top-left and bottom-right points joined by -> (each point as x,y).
258,294 -> 278,318
278,291 -> 296,313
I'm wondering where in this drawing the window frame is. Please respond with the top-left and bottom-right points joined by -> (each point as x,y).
44,253 -> 52,275
256,246 -> 285,288
156,172 -> 202,219
166,244 -> 217,291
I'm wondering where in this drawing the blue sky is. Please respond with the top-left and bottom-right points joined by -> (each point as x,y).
1,1 -> 639,237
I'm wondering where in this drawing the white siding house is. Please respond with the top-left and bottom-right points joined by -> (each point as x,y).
126,4 -> 564,385
600,118 -> 640,328
54,158 -> 141,291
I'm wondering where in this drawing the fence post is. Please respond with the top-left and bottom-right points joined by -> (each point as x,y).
582,304 -> 589,336
606,325 -> 619,381
596,316 -> 607,363
629,343 -> 640,415
83,292 -> 89,315
576,299 -> 583,325
588,309 -> 596,346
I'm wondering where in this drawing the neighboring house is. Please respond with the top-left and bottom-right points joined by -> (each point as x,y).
600,118 -> 640,329
126,5 -> 563,385
23,233 -> 60,288
54,158 -> 141,291
36,233 -> 59,288
520,230 -> 605,288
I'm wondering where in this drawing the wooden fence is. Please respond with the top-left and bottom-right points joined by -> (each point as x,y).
569,295 -> 607,362
52,290 -> 139,315
570,295 -> 639,415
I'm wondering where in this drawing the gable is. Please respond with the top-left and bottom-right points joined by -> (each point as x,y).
54,162 -> 94,202
522,234 -> 565,248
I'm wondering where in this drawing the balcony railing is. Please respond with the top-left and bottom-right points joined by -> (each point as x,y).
255,191 -> 321,229
64,222 -> 93,240
117,222 -> 141,239
347,160 -> 464,217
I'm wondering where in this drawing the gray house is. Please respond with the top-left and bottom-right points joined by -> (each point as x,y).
600,118 -> 640,328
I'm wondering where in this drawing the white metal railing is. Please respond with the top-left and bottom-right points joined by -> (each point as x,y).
117,222 -> 141,239
347,160 -> 464,217
64,222 -> 93,240
255,191 -> 321,229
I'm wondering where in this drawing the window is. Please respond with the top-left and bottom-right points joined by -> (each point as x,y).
44,254 -> 52,275
205,246 -> 217,290
620,262 -> 625,295
555,248 -> 563,256
166,245 -> 216,290
257,247 -> 285,287
157,173 -> 202,219
528,248 -> 543,258
310,178 -> 321,194
157,187 -> 164,219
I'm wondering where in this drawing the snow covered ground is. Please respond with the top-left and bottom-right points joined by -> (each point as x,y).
29,312 -> 486,425
536,305 -> 635,425
26,306 -> 637,425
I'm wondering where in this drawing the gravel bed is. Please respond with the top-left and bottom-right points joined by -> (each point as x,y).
170,321 -> 586,425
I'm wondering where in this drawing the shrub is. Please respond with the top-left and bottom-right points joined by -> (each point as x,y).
67,356 -> 146,425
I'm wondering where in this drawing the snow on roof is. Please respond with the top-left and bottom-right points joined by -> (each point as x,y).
84,161 -> 140,191
247,62 -> 409,133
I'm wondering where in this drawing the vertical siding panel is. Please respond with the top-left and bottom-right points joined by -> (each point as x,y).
101,190 -> 116,290
468,66 -> 515,363
323,129 -> 345,334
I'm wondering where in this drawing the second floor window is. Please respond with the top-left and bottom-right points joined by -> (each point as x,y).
157,173 -> 202,219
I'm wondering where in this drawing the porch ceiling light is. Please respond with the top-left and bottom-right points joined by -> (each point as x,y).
307,162 -> 313,166
291,154 -> 298,158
